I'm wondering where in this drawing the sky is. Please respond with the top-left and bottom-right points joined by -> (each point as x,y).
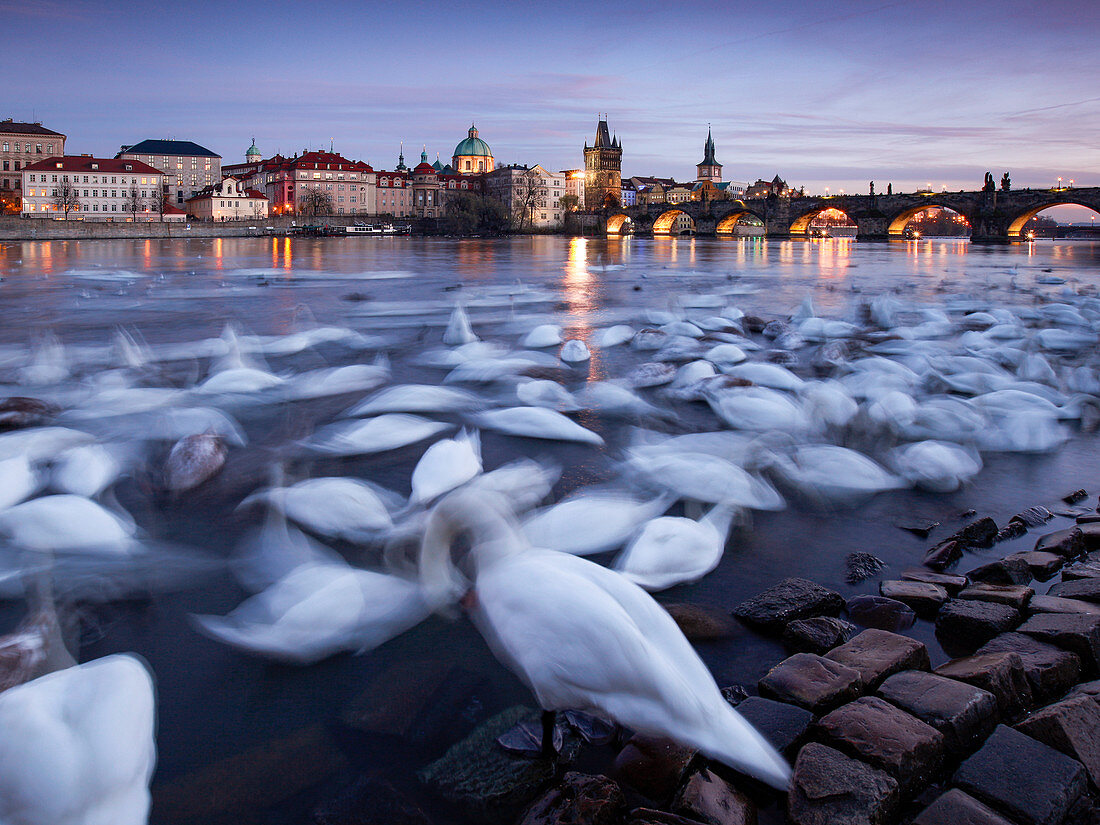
5,0 -> 1099,210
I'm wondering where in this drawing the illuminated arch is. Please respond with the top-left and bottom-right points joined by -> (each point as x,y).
1006,201 -> 1100,239
606,214 -> 633,234
789,206 -> 855,236
715,209 -> 765,233
653,209 -> 695,235
888,204 -> 971,237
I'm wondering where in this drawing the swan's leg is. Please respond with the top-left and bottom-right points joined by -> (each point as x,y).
541,710 -> 557,758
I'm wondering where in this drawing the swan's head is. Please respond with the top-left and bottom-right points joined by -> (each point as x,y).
417,488 -> 526,614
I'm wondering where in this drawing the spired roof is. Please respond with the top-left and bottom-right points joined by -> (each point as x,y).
698,127 -> 719,167
0,120 -> 64,137
119,139 -> 220,159
453,124 -> 493,159
587,118 -> 621,151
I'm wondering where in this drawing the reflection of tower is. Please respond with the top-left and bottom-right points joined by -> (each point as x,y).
696,126 -> 722,183
584,116 -> 622,209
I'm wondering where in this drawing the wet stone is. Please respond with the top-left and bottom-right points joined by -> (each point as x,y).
788,742 -> 900,825
626,808 -> 702,825
877,670 -> 997,756
845,595 -> 916,632
953,724 -> 1086,825
965,557 -> 1032,587
732,578 -> 844,632
673,768 -> 757,825
815,696 -> 944,793
782,617 -> 857,654
994,521 -> 1027,543
924,540 -> 962,572
902,568 -> 968,595
1064,489 -> 1089,505
1079,522 -> 1100,551
1077,514 -> 1100,524
911,789 -> 1019,825
1015,694 -> 1100,789
720,684 -> 750,706
977,632 -> 1081,704
734,696 -> 814,758
1048,577 -> 1100,602
663,603 -> 737,641
1018,613 -> 1100,675
1011,506 -> 1054,528
879,580 -> 949,616
934,652 -> 1033,720
897,520 -> 940,539
846,552 -> 887,585
609,735 -> 695,804
758,653 -> 863,714
313,776 -> 431,825
1060,555 -> 1100,581
1034,527 -> 1086,559
957,583 -> 1034,611
1029,594 -> 1100,615
825,629 -> 931,691
951,517 -> 999,549
935,600 -> 1021,654
517,772 -> 627,825
1067,679 -> 1100,705
1004,551 -> 1063,581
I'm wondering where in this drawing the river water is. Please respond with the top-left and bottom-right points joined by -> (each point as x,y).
1,235 -> 1099,823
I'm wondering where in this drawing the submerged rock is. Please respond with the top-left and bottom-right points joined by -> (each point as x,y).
783,617 -> 857,654
1011,506 -> 1054,528
845,552 -> 886,584
609,736 -> 694,804
759,653 -> 863,713
846,595 -> 916,632
517,772 -> 626,825
733,578 -> 844,632
824,629 -> 930,690
788,742 -> 899,825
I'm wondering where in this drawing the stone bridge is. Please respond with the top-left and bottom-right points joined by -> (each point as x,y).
605,187 -> 1100,242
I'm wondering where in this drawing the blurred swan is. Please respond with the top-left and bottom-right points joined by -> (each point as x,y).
417,489 -> 790,790
560,339 -> 591,362
722,362 -> 804,391
706,386 -> 809,433
164,432 -> 226,492
523,324 -> 563,348
614,504 -> 735,591
599,325 -> 635,347
766,445 -> 906,506
577,381 -> 672,420
307,414 -> 452,456
0,653 -> 156,825
891,441 -> 982,492
197,366 -> 284,394
279,363 -> 389,401
463,458 -> 560,514
0,456 -> 39,511
625,449 -> 784,510
346,384 -> 481,416
516,379 -> 580,412
411,429 -> 482,505
241,477 -> 400,541
472,406 -> 604,445
442,304 -> 477,346
0,495 -> 136,553
50,443 -> 121,498
522,491 -> 672,556
0,427 -> 95,463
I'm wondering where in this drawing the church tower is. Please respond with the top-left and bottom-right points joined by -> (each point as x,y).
696,127 -> 722,183
584,116 -> 622,209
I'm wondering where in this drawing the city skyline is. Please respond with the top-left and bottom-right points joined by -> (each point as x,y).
5,0 -> 1097,199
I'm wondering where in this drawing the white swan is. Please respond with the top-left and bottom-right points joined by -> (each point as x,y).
614,505 -> 736,591
411,429 -> 482,505
0,456 -> 39,511
306,414 -> 452,456
472,406 -> 604,445
891,441 -> 982,492
560,339 -> 591,363
625,450 -> 784,510
0,653 -> 156,825
599,325 -> 635,347
417,489 -> 791,790
197,366 -> 284,394
706,386 -> 809,433
524,324 -> 563,348
279,363 -> 389,401
346,384 -> 481,416
516,379 -> 580,412
767,445 -> 906,506
0,495 -> 136,553
51,444 -> 120,498
522,491 -> 671,556
241,477 -> 399,541
443,304 -> 477,346
722,362 -> 804,391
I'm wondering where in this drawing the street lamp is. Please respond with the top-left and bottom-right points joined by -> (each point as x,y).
1058,177 -> 1063,190
825,187 -> 830,197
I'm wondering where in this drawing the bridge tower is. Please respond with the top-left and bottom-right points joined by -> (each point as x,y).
584,116 -> 622,209
696,126 -> 722,184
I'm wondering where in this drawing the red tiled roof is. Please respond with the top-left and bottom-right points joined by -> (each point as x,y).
22,156 -> 161,175
162,204 -> 186,214
412,162 -> 436,174
244,189 -> 267,200
0,121 -> 65,138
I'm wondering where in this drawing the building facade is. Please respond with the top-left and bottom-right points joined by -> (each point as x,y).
483,164 -> 564,229
117,139 -> 221,208
584,118 -> 622,209
225,148 -> 375,216
0,120 -> 65,208
185,176 -> 269,221
561,169 -> 585,211
21,156 -> 164,220
452,124 -> 494,174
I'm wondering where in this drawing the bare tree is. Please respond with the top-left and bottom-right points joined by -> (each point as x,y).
299,187 -> 334,218
559,194 -> 579,213
511,168 -> 541,231
123,186 -> 144,222
51,176 -> 81,219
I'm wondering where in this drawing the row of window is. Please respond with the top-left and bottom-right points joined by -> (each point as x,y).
26,203 -> 156,212
27,174 -> 157,185
1,142 -> 56,153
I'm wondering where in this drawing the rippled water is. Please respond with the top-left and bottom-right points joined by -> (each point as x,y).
1,235 -> 1099,823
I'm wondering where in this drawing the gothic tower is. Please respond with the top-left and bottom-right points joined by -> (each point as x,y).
584,117 -> 622,209
696,127 -> 722,183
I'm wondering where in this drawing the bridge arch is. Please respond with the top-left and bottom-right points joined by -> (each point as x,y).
653,209 -> 696,235
1006,201 -> 1100,240
606,214 -> 633,234
715,203 -> 766,234
888,205 -> 972,237
789,205 -> 856,236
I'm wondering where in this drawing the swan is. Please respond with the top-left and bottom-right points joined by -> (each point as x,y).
443,304 -> 477,345
51,444 -> 120,498
462,458 -> 560,514
706,386 -> 809,433
306,414 -> 452,456
705,343 -> 747,368
0,653 -> 156,825
516,379 -> 580,412
599,325 -> 635,347
346,384 -> 481,416
417,489 -> 791,790
577,381 -> 672,420
0,427 -> 95,463
624,450 -> 784,510
800,380 -> 859,429
410,429 -> 482,505
197,366 -> 284,394
766,445 -> 906,506
279,363 -> 389,401
614,505 -> 736,591
722,362 -> 804,391
472,406 -> 604,445
523,324 -> 563,348
0,495 -> 136,553
522,491 -> 672,556
0,456 -> 39,511
164,433 -> 226,492
560,340 -> 591,363
240,477 -> 400,541
891,441 -> 982,492
142,406 -> 247,446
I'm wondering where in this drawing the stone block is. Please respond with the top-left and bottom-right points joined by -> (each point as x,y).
517,772 -> 626,825
824,629 -> 930,690
953,724 -> 1086,825
782,617 -> 856,654
977,632 -> 1081,703
1016,695 -> 1100,789
877,670 -> 997,756
879,580 -> 948,616
924,540 -> 962,572
934,652 -> 1033,720
758,653 -> 863,713
957,583 -> 1033,610
788,742 -> 900,825
1048,577 -> 1100,602
733,578 -> 844,632
845,595 -> 916,632
1061,556 -> 1100,581
1028,595 -> 1100,615
901,568 -> 967,594
815,696 -> 944,793
911,788 -> 1018,825
1080,522 -> 1100,550
734,696 -> 814,758
965,557 -> 1032,586
935,600 -> 1021,654
1017,613 -> 1100,675
1011,506 -> 1054,528
672,768 -> 757,825
1034,526 -> 1086,559
610,735 -> 695,804
1005,551 -> 1063,581
663,603 -> 736,640
952,517 -> 999,549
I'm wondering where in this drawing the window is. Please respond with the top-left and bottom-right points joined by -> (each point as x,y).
111,204 -> 117,211
25,172 -> 31,180
36,143 -> 42,153
83,176 -> 88,183
465,160 -> 471,170
1,143 -> 7,151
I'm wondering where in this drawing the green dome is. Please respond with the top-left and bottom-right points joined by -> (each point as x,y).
246,139 -> 261,158
453,124 -> 493,159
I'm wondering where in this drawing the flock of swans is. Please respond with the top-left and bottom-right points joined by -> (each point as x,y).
2,265 -> 1100,821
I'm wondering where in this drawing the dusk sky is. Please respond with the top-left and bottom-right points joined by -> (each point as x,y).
7,0 -> 1098,200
